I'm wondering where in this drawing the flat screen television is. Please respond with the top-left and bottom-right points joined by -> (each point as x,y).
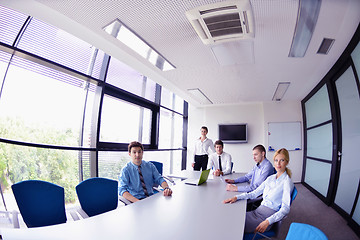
218,124 -> 247,143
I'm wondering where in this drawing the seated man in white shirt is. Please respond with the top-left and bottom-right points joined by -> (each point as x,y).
207,140 -> 232,176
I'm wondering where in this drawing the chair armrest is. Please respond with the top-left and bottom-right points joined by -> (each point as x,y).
12,210 -> 20,228
76,207 -> 89,219
163,176 -> 176,185
66,206 -> 89,220
69,210 -> 80,221
118,195 -> 132,206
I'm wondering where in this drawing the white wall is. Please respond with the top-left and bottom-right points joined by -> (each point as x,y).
187,101 -> 303,183
263,101 -> 303,182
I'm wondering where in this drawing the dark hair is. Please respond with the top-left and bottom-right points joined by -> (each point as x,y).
214,140 -> 224,147
253,144 -> 266,157
128,141 -> 144,153
201,126 -> 208,132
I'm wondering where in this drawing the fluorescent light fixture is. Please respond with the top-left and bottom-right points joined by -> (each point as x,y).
187,88 -> 213,104
272,82 -> 290,101
104,19 -> 175,71
288,0 -> 322,57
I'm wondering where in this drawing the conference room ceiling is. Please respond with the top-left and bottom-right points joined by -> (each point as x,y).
5,0 -> 360,106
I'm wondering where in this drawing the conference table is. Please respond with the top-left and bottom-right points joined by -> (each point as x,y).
1,171 -> 247,240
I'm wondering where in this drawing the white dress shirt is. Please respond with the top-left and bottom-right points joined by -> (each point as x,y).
235,172 -> 294,225
193,138 -> 215,161
207,151 -> 232,175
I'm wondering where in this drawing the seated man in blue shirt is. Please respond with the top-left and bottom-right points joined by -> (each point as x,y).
225,144 -> 273,192
119,141 -> 172,203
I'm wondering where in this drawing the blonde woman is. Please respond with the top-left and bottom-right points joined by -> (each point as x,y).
223,148 -> 294,234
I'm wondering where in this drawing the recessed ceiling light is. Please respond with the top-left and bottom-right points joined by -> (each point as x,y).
288,0 -> 322,57
104,19 -> 175,71
272,82 -> 290,101
187,88 -> 213,104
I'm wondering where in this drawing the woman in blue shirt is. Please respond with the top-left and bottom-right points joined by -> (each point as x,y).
223,148 -> 294,234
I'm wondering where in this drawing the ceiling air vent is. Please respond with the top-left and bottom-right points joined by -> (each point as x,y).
317,38 -> 335,55
186,0 -> 255,45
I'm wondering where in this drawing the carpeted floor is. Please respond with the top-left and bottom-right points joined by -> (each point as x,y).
272,183 -> 359,240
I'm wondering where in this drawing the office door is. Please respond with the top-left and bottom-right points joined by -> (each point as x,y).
333,60 -> 360,226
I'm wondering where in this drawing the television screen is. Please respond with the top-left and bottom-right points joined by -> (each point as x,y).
218,124 -> 247,143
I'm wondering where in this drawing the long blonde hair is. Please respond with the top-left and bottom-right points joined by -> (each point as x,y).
273,148 -> 292,178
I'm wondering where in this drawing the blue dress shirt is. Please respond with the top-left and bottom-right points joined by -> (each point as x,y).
236,172 -> 294,225
119,161 -> 165,199
234,158 -> 273,192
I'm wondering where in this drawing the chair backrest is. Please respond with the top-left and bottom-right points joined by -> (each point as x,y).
76,177 -> 118,217
11,180 -> 67,228
285,222 -> 328,240
150,161 -> 163,175
291,186 -> 297,204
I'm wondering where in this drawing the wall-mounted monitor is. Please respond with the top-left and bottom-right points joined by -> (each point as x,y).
219,124 -> 248,143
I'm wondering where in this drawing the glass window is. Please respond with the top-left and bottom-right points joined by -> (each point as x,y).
0,142 -> 81,204
304,85 -> 332,128
351,42 -> 360,79
304,158 -> 331,197
98,150 -> 183,180
158,108 -> 183,149
100,95 -> 151,144
144,150 -> 183,175
353,196 -> 360,225
0,50 -> 11,87
106,57 -> 156,102
16,18 -> 94,75
161,87 -> 184,113
0,6 -> 28,46
79,150 -> 92,181
98,151 -> 129,181
306,123 -> 333,160
0,56 -> 96,147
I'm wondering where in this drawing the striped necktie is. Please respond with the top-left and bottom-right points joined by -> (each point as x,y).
138,166 -> 149,197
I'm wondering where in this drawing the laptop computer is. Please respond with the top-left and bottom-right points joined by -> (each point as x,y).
184,169 -> 210,186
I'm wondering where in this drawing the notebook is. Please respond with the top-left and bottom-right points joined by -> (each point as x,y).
184,169 -> 210,186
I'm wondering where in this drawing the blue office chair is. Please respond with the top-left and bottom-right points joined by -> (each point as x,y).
150,161 -> 163,175
11,180 -> 67,228
149,160 -> 175,187
244,186 -> 298,240
285,222 -> 328,240
76,177 -> 118,217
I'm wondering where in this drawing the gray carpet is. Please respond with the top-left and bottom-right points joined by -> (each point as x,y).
272,183 -> 359,240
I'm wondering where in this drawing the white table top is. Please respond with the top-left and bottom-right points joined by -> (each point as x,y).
1,172 -> 247,240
